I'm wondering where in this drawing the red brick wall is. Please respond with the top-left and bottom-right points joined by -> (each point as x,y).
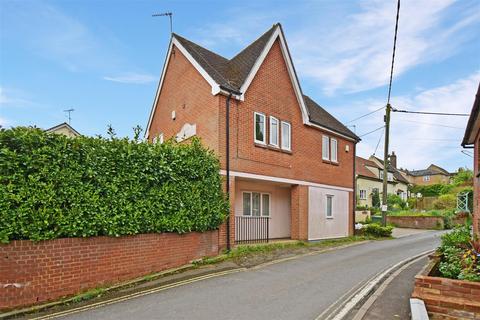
148,44 -> 220,152
0,231 -> 219,311
413,275 -> 480,318
218,40 -> 355,189
387,216 -> 445,229
291,185 -> 309,240
474,133 -> 479,237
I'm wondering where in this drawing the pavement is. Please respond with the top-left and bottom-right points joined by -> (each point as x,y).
348,256 -> 429,320
29,230 -> 443,320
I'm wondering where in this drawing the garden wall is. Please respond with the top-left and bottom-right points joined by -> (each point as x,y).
387,216 -> 444,229
413,275 -> 480,319
0,231 -> 219,311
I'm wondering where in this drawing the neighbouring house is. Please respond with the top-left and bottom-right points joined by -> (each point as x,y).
403,164 -> 452,186
462,82 -> 479,237
45,122 -> 81,137
146,23 -> 360,244
356,153 -> 409,208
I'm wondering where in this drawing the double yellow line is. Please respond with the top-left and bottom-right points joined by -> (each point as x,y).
31,268 -> 246,320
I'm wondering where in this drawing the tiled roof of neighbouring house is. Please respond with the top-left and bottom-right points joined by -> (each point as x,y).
371,156 -> 410,184
407,164 -> 450,177
172,24 -> 358,141
356,156 -> 380,179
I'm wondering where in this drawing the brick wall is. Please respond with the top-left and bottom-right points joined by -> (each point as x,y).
218,40 -> 355,188
0,231 -> 219,311
413,275 -> 480,319
386,216 -> 444,229
474,134 -> 479,237
148,44 -> 220,152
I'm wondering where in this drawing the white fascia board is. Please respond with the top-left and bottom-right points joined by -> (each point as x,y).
220,170 -> 353,192
239,26 -> 310,125
145,40 -> 174,138
306,121 -> 357,142
145,37 -> 221,138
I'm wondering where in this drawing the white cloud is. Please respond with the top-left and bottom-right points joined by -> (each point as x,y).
290,0 -> 479,94
103,73 -> 157,84
355,71 -> 480,171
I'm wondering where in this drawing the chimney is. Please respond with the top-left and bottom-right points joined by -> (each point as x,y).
390,151 -> 397,169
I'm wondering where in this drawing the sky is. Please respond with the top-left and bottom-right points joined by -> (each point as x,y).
1,0 -> 479,172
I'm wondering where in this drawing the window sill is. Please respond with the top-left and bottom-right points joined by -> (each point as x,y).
322,159 -> 339,166
326,217 -> 334,220
254,142 -> 268,149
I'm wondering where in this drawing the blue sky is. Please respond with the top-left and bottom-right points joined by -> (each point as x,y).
1,0 -> 479,172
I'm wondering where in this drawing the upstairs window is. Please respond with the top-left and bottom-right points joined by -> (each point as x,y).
322,135 -> 330,160
423,175 -> 431,182
281,121 -> 291,151
269,116 -> 279,147
254,112 -> 266,144
322,135 -> 337,162
330,138 -> 338,162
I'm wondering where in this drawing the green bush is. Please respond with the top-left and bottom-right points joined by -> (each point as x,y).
387,194 -> 407,210
410,184 -> 453,197
0,127 -> 229,243
363,223 -> 393,237
438,225 -> 471,254
433,194 -> 456,210
437,225 -> 479,281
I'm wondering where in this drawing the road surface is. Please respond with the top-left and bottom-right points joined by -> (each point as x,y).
53,231 -> 444,320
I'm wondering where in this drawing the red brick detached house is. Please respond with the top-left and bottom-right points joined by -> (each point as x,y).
146,23 -> 360,245
462,82 -> 480,237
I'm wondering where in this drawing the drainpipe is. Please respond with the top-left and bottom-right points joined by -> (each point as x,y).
220,85 -> 242,251
353,143 -> 357,234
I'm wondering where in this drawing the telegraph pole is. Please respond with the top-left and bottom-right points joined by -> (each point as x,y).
381,104 -> 391,226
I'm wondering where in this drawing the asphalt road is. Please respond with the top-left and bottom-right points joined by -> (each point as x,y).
57,231 -> 444,320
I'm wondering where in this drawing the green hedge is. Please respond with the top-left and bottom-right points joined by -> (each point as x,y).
0,127 -> 229,243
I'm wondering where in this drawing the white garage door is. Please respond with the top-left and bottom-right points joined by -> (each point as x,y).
308,186 -> 349,240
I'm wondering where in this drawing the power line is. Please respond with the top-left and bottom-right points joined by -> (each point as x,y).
346,106 -> 384,124
387,0 -> 401,105
392,108 -> 469,116
397,119 -> 464,129
359,125 -> 385,138
373,127 -> 384,155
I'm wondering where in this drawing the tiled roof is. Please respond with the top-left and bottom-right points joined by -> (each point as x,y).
303,95 -> 358,139
462,82 -> 480,146
371,156 -> 410,184
356,156 -> 380,179
172,24 -> 358,140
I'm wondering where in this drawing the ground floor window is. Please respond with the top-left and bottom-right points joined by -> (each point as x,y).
359,189 -> 367,200
326,195 -> 333,218
243,192 -> 270,217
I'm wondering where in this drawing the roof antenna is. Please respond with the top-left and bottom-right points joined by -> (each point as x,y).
63,108 -> 74,125
152,12 -> 173,34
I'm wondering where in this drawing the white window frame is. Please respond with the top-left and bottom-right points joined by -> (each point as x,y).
359,189 -> 367,200
330,138 -> 338,163
254,112 -> 266,144
423,175 -> 430,182
159,133 -> 164,144
325,195 -> 334,219
322,135 -> 330,160
379,170 -> 384,179
281,121 -> 291,151
269,116 -> 279,147
242,191 -> 271,217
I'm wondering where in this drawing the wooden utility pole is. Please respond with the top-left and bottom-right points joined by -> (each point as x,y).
381,103 -> 391,227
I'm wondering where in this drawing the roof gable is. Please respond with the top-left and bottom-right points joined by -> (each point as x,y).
146,23 -> 359,141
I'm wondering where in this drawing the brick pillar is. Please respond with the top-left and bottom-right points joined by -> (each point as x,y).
291,185 -> 309,240
219,175 -> 236,250
348,191 -> 354,236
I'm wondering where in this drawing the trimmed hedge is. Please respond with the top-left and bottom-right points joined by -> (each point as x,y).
0,127 -> 229,243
